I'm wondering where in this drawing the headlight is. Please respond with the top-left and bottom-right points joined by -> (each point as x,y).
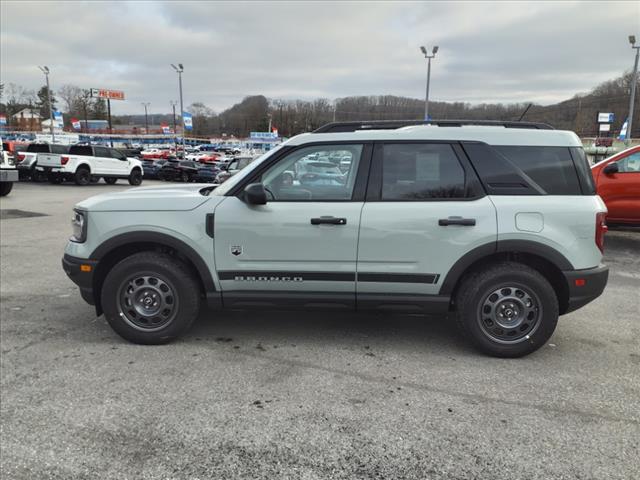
70,210 -> 87,243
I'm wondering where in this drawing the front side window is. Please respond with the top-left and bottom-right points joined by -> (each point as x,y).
381,143 -> 466,200
617,152 -> 640,172
260,144 -> 362,201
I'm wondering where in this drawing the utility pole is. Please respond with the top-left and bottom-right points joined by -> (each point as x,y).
419,46 -> 439,121
268,113 -> 272,132
626,35 -> 640,144
38,66 -> 55,142
141,102 -> 150,133
171,64 -> 186,156
170,101 -> 178,153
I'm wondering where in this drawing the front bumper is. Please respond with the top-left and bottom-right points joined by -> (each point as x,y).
0,169 -> 19,182
562,264 -> 609,314
62,254 -> 99,306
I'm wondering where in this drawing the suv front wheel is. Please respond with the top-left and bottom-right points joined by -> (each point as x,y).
101,252 -> 201,344
455,262 -> 559,358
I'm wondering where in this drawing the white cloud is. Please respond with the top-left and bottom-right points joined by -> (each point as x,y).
1,0 -> 638,114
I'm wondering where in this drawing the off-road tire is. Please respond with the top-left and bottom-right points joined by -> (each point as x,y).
74,167 -> 91,186
455,262 -> 559,358
0,182 -> 13,196
101,252 -> 201,344
128,168 -> 142,186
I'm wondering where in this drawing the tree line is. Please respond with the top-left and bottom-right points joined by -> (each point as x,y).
1,73 -> 637,137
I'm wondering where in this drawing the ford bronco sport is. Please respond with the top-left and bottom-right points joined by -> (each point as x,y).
62,120 -> 609,357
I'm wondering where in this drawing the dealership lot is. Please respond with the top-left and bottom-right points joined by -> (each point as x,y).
1,182 -> 639,479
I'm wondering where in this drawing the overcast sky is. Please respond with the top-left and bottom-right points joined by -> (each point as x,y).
1,1 -> 639,115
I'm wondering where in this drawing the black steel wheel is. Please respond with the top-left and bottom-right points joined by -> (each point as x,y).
101,252 -> 201,344
455,262 -> 558,357
75,167 -> 91,186
128,168 -> 142,186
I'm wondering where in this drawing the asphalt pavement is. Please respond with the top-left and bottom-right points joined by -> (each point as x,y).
1,181 -> 639,479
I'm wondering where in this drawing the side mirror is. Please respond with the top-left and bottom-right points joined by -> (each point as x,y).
603,163 -> 619,175
244,183 -> 267,205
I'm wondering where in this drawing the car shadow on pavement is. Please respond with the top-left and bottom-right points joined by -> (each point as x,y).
180,309 -> 471,356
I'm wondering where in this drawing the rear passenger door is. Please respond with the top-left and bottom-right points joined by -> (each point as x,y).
109,149 -> 131,176
92,146 -> 112,175
356,142 -> 497,310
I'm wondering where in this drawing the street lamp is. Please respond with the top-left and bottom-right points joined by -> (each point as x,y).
626,35 -> 640,143
170,100 -> 178,152
38,65 -> 55,142
141,102 -> 150,133
171,63 -> 185,155
419,45 -> 439,121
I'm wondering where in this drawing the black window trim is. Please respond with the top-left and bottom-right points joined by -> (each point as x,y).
568,147 -> 596,194
365,140 -> 486,202
228,141 -> 374,203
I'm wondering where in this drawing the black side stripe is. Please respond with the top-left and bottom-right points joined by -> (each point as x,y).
218,271 -> 356,281
218,271 -> 440,284
358,273 -> 440,284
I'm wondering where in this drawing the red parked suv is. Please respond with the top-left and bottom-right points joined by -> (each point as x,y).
591,145 -> 640,225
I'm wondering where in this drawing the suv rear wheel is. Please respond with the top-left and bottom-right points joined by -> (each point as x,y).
455,262 -> 558,358
101,252 -> 201,344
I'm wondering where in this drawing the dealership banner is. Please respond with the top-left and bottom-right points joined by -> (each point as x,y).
53,111 -> 64,128
618,118 -> 628,140
71,118 -> 81,130
250,131 -> 278,139
182,112 -> 193,131
161,123 -> 172,134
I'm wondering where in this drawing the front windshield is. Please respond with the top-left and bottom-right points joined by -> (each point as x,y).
213,145 -> 283,195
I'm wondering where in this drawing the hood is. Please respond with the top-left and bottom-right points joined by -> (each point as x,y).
76,183 -> 218,212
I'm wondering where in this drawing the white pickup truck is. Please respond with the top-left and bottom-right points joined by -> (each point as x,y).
37,144 -> 143,186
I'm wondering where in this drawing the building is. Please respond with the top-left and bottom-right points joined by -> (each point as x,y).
12,108 -> 41,130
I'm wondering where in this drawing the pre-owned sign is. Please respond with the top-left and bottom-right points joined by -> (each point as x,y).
90,88 -> 125,100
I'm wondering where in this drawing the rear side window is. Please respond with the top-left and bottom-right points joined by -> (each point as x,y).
494,146 -> 581,195
68,145 -> 93,156
51,145 -> 69,154
26,144 -> 50,153
94,146 -> 110,158
381,143 -> 466,200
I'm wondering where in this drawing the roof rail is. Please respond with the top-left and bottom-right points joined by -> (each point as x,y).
313,119 -> 554,133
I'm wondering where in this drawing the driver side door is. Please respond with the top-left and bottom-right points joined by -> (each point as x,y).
213,143 -> 371,310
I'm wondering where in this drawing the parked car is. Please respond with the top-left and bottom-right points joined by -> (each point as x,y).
141,159 -> 167,179
141,148 -> 171,160
214,156 -> 255,183
295,160 -> 346,186
37,145 -> 143,186
194,164 -> 221,183
17,143 -> 69,181
63,120 -> 609,357
158,160 -> 200,182
591,145 -> 640,226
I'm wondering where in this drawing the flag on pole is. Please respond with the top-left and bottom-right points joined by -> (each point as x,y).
53,111 -> 64,128
272,127 -> 278,136
161,122 -> 171,134
182,112 -> 193,131
0,114 -> 7,126
618,118 -> 629,140
71,118 -> 81,130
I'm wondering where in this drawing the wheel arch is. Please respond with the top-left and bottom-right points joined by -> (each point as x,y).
90,231 -> 216,315
440,240 -> 573,315
75,162 -> 92,173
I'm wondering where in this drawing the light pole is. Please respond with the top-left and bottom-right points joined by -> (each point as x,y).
170,100 -> 178,153
626,35 -> 640,143
141,102 -> 150,134
419,45 -> 439,121
38,66 -> 55,142
171,63 -> 185,156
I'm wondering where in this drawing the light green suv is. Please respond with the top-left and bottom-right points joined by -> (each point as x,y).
63,120 -> 609,357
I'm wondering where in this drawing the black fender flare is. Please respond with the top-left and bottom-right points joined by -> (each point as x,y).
439,239 -> 574,295
90,231 -> 216,292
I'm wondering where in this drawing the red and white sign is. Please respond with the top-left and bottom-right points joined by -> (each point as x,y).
0,114 -> 7,125
90,88 -> 125,100
272,127 -> 278,136
161,123 -> 171,134
71,118 -> 81,130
